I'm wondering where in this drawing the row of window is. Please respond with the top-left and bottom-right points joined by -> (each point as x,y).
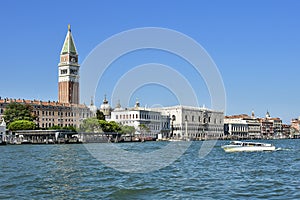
173,127 -> 224,135
172,125 -> 223,131
33,110 -> 90,118
230,126 -> 248,132
38,123 -> 76,128
184,115 -> 222,124
1,108 -> 79,117
34,111 -> 77,117
115,114 -> 160,120
38,118 -> 76,122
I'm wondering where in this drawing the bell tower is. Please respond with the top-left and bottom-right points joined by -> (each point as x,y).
58,24 -> 80,104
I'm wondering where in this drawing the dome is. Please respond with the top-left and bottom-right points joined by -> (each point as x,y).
100,103 -> 111,110
100,95 -> 112,116
113,99 -> 124,111
88,104 -> 97,113
88,97 -> 98,115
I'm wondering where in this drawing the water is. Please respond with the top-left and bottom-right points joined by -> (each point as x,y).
1,140 -> 300,199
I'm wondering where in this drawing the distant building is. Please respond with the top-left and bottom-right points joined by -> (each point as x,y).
291,118 -> 300,138
224,116 -> 249,139
224,113 -> 261,139
282,124 -> 291,138
291,118 -> 300,131
151,105 -> 224,140
109,101 -> 170,139
225,111 -> 284,139
0,99 -> 91,129
260,119 -> 274,138
245,111 -> 261,138
260,111 -> 282,139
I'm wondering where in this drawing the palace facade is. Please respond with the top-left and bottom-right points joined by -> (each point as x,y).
151,105 -> 224,140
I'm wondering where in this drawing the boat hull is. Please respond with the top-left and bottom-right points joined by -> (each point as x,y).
222,141 -> 276,152
222,145 -> 275,152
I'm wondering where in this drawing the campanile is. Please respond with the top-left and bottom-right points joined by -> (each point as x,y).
58,24 -> 80,104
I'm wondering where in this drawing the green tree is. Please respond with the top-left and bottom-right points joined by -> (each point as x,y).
99,120 -> 122,132
120,125 -> 135,135
138,124 -> 150,133
48,125 -> 77,132
62,125 -> 77,132
98,120 -> 109,132
48,125 -> 62,130
96,110 -> 105,120
8,120 -> 36,131
108,121 -> 122,132
80,118 -> 102,133
4,102 -> 36,125
79,118 -> 122,133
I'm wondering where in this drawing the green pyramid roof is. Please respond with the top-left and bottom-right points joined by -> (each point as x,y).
61,25 -> 78,55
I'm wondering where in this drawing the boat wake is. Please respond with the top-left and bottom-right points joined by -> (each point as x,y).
274,148 -> 292,151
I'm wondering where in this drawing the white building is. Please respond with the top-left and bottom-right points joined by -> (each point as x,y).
224,118 -> 249,139
151,105 -> 224,140
109,101 -> 170,139
224,113 -> 262,139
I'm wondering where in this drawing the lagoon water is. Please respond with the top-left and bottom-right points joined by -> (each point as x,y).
1,140 -> 300,199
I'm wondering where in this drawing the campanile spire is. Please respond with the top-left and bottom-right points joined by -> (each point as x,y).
58,24 -> 80,104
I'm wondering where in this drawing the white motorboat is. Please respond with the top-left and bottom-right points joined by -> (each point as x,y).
221,141 -> 276,152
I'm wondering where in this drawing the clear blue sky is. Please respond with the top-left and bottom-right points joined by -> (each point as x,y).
0,0 -> 299,123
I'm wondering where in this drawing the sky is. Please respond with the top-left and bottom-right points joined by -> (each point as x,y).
0,0 -> 299,123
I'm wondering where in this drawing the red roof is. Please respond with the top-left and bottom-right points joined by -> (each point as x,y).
0,98 -> 87,108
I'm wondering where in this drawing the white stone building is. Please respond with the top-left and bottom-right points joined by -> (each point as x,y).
151,105 -> 224,140
224,118 -> 249,139
109,102 -> 170,139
